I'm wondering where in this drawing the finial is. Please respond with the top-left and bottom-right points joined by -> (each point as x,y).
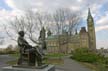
88,8 -> 91,14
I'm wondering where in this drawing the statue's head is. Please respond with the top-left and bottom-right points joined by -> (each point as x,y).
18,31 -> 25,37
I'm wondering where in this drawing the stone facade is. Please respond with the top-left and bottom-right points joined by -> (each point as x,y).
46,9 -> 96,53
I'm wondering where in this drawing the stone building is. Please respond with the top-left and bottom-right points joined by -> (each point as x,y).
46,9 -> 96,53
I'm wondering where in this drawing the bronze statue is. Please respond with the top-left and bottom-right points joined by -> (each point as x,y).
17,31 -> 43,67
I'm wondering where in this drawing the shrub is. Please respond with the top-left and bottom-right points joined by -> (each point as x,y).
72,48 -> 99,63
4,46 -> 16,54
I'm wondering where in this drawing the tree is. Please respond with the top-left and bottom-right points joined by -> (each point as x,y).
5,44 -> 14,54
52,8 -> 81,35
50,8 -> 81,53
4,10 -> 50,44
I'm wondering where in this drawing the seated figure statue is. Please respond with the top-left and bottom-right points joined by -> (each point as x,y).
17,31 -> 43,66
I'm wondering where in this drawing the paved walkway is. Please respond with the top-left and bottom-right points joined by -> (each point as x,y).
56,57 -> 92,71
0,55 -> 15,67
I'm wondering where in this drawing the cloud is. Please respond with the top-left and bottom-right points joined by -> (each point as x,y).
4,0 -> 108,21
5,0 -> 107,12
0,8 -> 24,26
34,2 -> 43,7
95,12 -> 108,32
96,40 -> 108,49
96,25 -> 108,32
70,5 -> 81,11
96,15 -> 108,25
5,0 -> 44,11
5,0 -> 17,10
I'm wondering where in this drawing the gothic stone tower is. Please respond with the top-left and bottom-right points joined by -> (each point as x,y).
87,8 -> 96,50
80,27 -> 89,48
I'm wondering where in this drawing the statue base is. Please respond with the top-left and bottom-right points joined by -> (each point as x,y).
12,64 -> 48,69
1,65 -> 55,71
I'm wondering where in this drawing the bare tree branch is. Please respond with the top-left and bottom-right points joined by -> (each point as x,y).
49,8 -> 81,53
4,9 -> 50,44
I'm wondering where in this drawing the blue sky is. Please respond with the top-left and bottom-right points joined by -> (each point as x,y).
0,0 -> 108,48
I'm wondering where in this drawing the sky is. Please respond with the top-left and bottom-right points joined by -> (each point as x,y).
0,0 -> 108,49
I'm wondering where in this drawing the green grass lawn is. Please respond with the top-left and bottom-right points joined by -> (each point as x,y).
6,60 -> 17,65
44,58 -> 64,65
9,53 -> 19,58
46,53 -> 66,58
80,62 -> 108,71
7,53 -> 19,65
44,53 -> 65,65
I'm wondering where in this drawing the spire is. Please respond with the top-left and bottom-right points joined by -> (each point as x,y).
88,8 -> 91,15
88,8 -> 92,18
87,8 -> 93,21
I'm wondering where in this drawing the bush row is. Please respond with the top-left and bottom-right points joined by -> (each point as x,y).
71,48 -> 108,64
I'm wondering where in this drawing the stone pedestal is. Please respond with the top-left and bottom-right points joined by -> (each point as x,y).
1,65 -> 55,71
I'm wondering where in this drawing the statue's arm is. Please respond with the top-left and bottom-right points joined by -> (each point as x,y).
23,39 -> 29,45
18,37 -> 29,46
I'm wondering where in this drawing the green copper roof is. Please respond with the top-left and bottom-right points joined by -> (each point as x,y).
46,35 -> 58,40
46,34 -> 80,40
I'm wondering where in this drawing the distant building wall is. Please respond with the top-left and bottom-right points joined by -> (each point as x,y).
46,28 -> 89,53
